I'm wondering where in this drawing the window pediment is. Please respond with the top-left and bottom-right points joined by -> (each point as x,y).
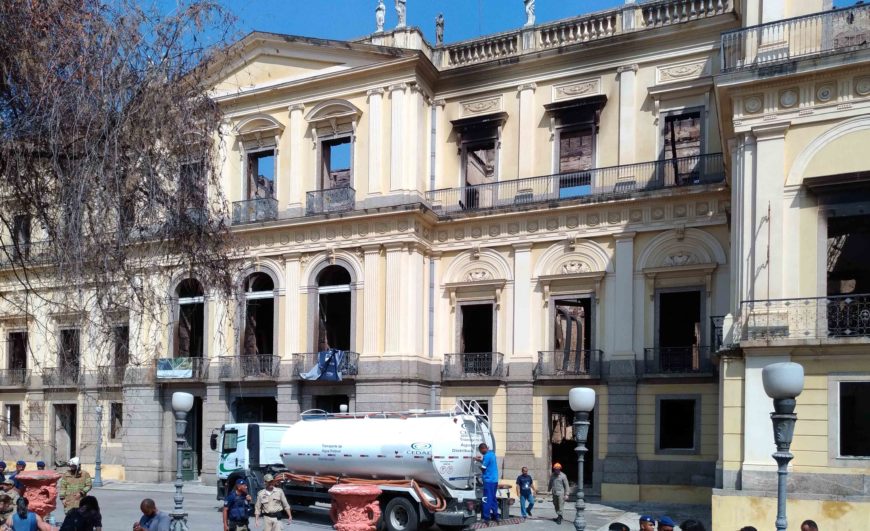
305,99 -> 362,137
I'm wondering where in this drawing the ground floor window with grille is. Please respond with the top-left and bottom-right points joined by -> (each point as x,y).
110,403 -> 123,440
840,381 -> 870,457
656,396 -> 699,454
4,404 -> 21,439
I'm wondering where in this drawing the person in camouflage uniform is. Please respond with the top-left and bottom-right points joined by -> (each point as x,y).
59,457 -> 93,511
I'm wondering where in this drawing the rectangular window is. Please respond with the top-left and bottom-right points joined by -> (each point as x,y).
459,303 -> 495,375
553,297 -> 593,374
559,128 -> 595,174
7,332 -> 27,370
114,325 -> 129,367
827,215 -> 870,296
110,402 -> 123,440
4,404 -> 21,439
320,138 -> 352,189
663,111 -> 702,160
11,214 -> 31,259
59,329 -> 80,374
658,398 -> 697,451
840,382 -> 870,457
180,160 -> 206,209
247,150 -> 276,199
656,290 -> 703,372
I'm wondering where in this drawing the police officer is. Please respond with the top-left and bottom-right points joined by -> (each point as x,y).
59,457 -> 93,511
255,474 -> 292,530
36,461 -> 46,471
223,478 -> 252,531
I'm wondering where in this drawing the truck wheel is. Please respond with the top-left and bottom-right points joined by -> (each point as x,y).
384,497 -> 418,531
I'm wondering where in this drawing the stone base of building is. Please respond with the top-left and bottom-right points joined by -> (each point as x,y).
712,490 -> 870,530
602,483 -> 712,504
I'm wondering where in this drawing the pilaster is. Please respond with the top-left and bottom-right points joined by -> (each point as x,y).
384,243 -> 404,353
362,245 -> 382,355
611,232 -> 636,358
389,84 -> 407,192
617,64 -> 638,165
288,104 -> 305,209
517,83 -> 537,178
283,253 -> 302,357
432,99 -> 446,191
277,382 -> 300,424
512,243 -> 534,360
751,123 -> 789,301
367,89 -> 384,196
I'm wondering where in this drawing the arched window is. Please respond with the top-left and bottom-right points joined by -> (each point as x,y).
241,272 -> 275,357
176,279 -> 204,358
316,265 -> 351,351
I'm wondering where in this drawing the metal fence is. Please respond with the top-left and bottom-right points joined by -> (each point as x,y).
721,3 -> 870,71
443,353 -> 504,379
643,346 -> 715,375
43,366 -> 81,388
305,186 -> 356,216
0,241 -> 53,268
534,350 -> 602,378
232,198 -> 278,224
217,355 -> 281,380
736,294 -> 870,341
293,352 -> 360,378
96,365 -> 127,387
0,369 -> 29,387
425,153 -> 723,216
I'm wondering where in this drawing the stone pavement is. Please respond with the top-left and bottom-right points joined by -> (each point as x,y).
47,481 -> 710,531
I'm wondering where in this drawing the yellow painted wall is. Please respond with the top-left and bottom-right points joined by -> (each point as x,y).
712,493 -> 869,531
441,386 -> 507,474
636,383 -> 719,461
721,356 -> 745,471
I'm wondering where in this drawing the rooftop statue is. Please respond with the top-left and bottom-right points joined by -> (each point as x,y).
396,0 -> 407,28
435,13 -> 444,45
375,0 -> 385,32
524,0 -> 535,27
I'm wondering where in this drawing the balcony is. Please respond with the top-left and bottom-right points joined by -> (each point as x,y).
442,353 -> 505,380
426,153 -> 724,217
42,366 -> 82,388
305,186 -> 355,216
232,197 -> 278,225
643,347 -> 715,375
293,351 -> 359,380
0,241 -> 53,268
735,294 -> 870,343
96,365 -> 127,387
534,350 -> 602,379
721,3 -> 870,72
217,355 -> 281,381
0,369 -> 30,388
154,357 -> 208,381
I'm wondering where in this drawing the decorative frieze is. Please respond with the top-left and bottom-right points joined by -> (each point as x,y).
656,59 -> 709,84
552,77 -> 601,101
460,95 -> 503,117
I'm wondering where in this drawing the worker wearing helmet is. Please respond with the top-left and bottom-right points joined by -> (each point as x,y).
59,457 -> 93,511
547,463 -> 570,524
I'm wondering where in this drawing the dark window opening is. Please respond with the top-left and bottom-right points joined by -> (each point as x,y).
659,399 -> 696,450
180,160 -> 207,210
54,404 -> 77,462
559,128 -> 595,174
317,266 -> 352,352
247,151 -> 275,199
321,138 -> 352,190
110,402 -> 123,440
176,279 -> 205,358
663,111 -> 702,185
554,298 -> 593,374
549,400 -> 594,486
7,332 -> 27,370
657,290 -> 702,371
114,325 -> 129,368
11,215 -> 31,259
243,273 -> 275,356
462,140 -> 496,209
59,329 -> 80,375
234,397 -> 278,423
5,404 -> 21,439
314,394 -> 350,414
827,215 -> 870,295
460,304 -> 494,374
840,382 -> 870,457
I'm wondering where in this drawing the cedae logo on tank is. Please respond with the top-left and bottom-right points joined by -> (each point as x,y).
406,442 -> 432,456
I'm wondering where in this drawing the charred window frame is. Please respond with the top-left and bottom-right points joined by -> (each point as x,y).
4,404 -> 21,439
7,331 -> 27,370
451,113 -> 507,209
11,214 -> 31,259
661,108 -> 704,160
241,272 -> 276,357
175,279 -> 205,358
314,265 -> 353,352
58,328 -> 80,375
655,395 -> 701,455
246,150 -> 277,199
544,96 -> 606,176
113,324 -> 129,368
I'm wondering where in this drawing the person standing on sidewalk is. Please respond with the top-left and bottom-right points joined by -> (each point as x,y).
474,443 -> 499,524
547,463 -> 569,525
254,474 -> 292,530
223,479 -> 253,531
515,467 -> 535,519
59,458 -> 93,512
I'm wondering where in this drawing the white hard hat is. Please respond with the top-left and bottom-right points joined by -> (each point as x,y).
68,457 -> 80,467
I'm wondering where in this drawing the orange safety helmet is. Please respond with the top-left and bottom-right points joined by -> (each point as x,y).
552,463 -> 562,470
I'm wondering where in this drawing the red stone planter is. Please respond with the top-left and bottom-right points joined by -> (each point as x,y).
15,470 -> 63,517
328,484 -> 382,531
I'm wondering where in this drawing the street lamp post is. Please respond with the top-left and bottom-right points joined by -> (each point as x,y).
568,387 -> 596,531
761,362 -> 805,531
170,392 -> 194,531
93,405 -> 103,488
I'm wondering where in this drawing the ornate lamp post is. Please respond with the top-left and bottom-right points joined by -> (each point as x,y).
93,405 -> 103,488
568,387 -> 596,531
761,362 -> 804,531
170,392 -> 194,531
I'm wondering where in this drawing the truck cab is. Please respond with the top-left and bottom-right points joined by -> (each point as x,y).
212,422 -> 292,499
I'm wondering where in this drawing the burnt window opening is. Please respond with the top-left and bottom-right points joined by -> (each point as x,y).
176,279 -> 205,358
827,215 -> 870,296
234,397 -> 278,423
247,150 -> 276,199
462,140 -> 496,210
7,332 -> 27,370
840,381 -> 870,457
59,328 -> 80,375
4,404 -> 21,439
180,160 -> 207,210
110,402 -> 123,440
316,266 -> 352,352
663,111 -> 702,185
114,325 -> 129,368
657,290 -> 703,372
242,273 -> 275,357
321,137 -> 352,190
553,297 -> 593,374
460,303 -> 495,374
549,400 -> 594,485
11,214 -> 31,259
658,398 -> 697,451
559,128 -> 595,174
314,394 -> 350,414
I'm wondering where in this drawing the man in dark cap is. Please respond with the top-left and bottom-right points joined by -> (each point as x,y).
657,516 -> 676,531
0,461 -> 7,483
36,461 -> 46,471
223,478 -> 252,531
639,515 -> 655,531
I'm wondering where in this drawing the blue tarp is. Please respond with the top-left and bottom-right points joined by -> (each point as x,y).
299,349 -> 345,381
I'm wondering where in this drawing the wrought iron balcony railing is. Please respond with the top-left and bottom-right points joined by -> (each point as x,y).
293,352 -> 359,378
735,294 -> 870,342
218,355 -> 281,380
96,365 -> 127,387
0,241 -> 53,268
43,366 -> 82,388
721,3 -> 870,72
232,197 -> 278,225
443,353 -> 505,379
643,346 -> 715,375
305,186 -> 355,216
154,357 -> 208,380
534,350 -> 602,379
426,153 -> 724,217
0,369 -> 30,387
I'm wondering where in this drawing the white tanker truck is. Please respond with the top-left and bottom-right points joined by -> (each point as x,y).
211,402 -> 498,531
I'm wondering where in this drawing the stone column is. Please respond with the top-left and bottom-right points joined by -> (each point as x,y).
406,245 -> 426,356
737,132 -> 756,304
512,243 -> 534,361
366,89 -> 384,198
406,85 -> 422,193
617,64 -> 638,165
384,243 -> 404,353
362,245 -> 382,355
121,386 -> 163,483
611,232 -> 636,359
751,124 -> 788,301
201,383 -> 228,486
389,84 -> 407,192
517,83 -> 537,179
432,100 -> 446,191
283,253 -> 302,358
277,382 -> 300,424
429,252 -> 443,357
288,104 -> 305,212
